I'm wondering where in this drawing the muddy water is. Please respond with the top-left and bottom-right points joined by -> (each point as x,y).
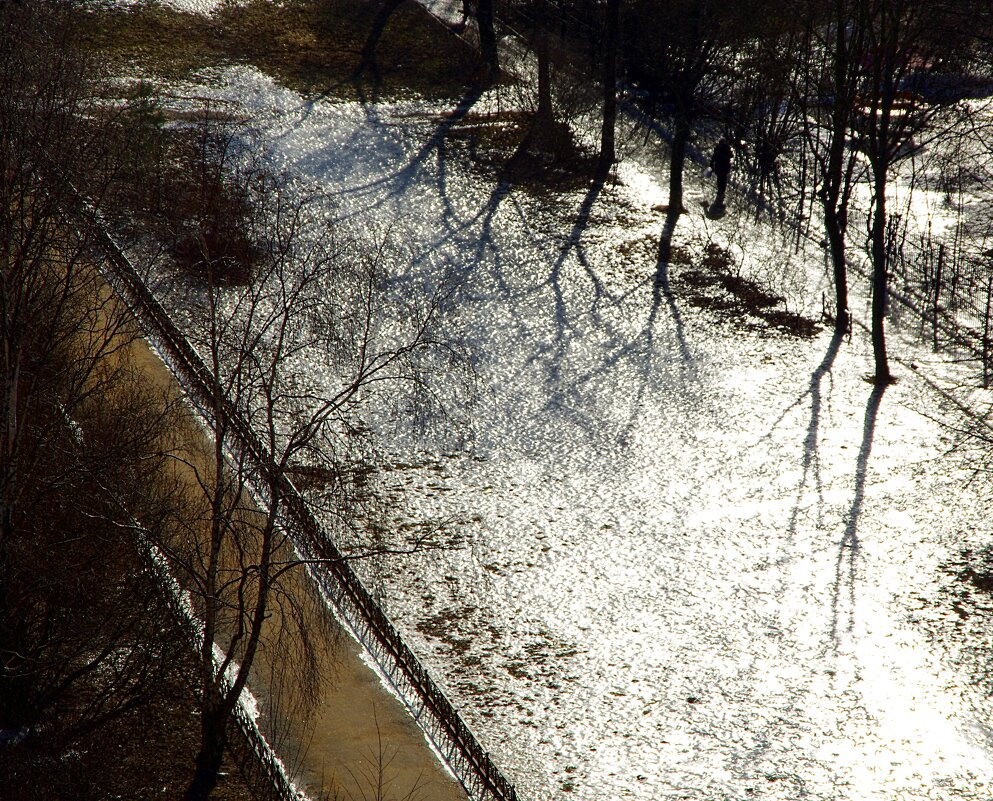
116,277 -> 465,801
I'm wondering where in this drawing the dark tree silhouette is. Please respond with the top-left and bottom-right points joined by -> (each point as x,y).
477,0 -> 499,80
625,0 -> 735,217
0,0 -> 186,761
597,0 -> 620,177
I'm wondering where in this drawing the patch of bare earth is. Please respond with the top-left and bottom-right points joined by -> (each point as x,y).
676,243 -> 821,338
83,0 -> 477,100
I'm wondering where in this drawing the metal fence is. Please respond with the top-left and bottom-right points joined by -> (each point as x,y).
134,531 -> 302,801
845,202 -> 993,379
86,212 -> 520,801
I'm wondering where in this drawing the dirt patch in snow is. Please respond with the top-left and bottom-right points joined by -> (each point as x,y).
84,0 -> 477,99
677,243 -> 822,338
441,109 -> 600,194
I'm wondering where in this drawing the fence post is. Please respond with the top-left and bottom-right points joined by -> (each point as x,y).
933,242 -> 944,350
985,254 -> 993,387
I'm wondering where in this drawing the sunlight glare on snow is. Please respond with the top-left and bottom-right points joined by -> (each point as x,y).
142,61 -> 993,801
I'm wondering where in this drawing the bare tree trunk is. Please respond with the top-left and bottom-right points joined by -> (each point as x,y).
184,707 -> 228,801
822,121 -> 851,333
536,26 -> 553,130
357,0 -> 404,74
869,167 -> 892,383
477,0 -> 498,79
1,359 -> 16,556
667,115 -> 690,215
824,206 -> 850,332
597,0 -> 620,177
824,0 -> 853,333
796,0 -> 863,335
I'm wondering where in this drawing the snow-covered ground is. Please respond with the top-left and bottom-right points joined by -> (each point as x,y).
143,0 -> 222,12
151,62 -> 993,801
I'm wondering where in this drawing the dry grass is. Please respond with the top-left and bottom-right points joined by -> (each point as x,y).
677,243 -> 821,338
83,0 -> 477,99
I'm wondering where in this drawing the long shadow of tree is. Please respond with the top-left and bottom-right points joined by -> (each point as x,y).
332,82 -> 485,224
744,326 -> 846,559
468,173 -> 617,434
653,208 -> 693,365
604,207 -> 697,439
532,201 -> 700,448
787,328 -> 846,539
292,80 -> 706,453
831,383 -> 887,646
429,166 -> 706,454
535,176 -> 612,388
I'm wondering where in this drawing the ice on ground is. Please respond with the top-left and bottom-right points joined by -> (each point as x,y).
159,0 -> 223,12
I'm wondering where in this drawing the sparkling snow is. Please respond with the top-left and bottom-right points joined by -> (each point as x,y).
152,63 -> 993,801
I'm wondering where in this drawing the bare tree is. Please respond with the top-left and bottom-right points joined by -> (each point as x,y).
155,121 -> 466,801
0,0 -> 187,759
854,0 -> 983,383
793,0 -> 870,334
0,0 -> 106,548
357,0 -> 405,78
624,0 -> 737,218
720,5 -> 805,215
596,0 -> 620,178
504,0 -> 560,148
791,0 -> 989,369
477,0 -> 500,81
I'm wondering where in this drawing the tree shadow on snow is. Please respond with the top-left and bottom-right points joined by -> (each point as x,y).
485,174 -> 621,443
653,208 -> 693,365
535,201 -> 701,449
830,382 -> 886,648
605,208 -> 698,443
536,175 -> 614,387
464,173 -> 691,451
330,83 -> 486,235
749,326 -> 846,564
786,327 -> 846,542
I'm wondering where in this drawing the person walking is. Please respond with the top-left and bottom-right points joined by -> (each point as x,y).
710,137 -> 733,209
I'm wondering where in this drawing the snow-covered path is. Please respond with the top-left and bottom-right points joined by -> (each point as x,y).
169,66 -> 993,801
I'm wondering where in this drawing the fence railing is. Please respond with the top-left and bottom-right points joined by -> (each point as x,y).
83,206 -> 520,801
134,531 -> 302,801
842,202 -> 993,378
